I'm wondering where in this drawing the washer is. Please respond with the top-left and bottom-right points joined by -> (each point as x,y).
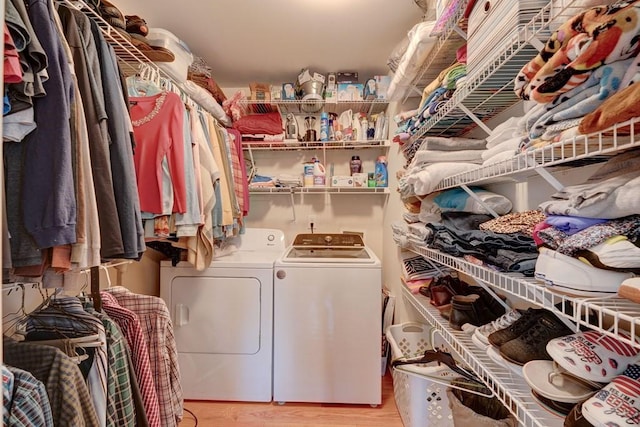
160,228 -> 285,402
273,233 -> 381,406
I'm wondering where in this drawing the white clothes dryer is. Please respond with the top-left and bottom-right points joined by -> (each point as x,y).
273,233 -> 382,406
160,228 -> 285,402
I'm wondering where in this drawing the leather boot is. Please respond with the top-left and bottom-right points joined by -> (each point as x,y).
449,294 -> 484,331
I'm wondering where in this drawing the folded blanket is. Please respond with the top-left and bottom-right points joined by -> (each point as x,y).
420,63 -> 460,106
515,2 -> 640,102
481,136 -> 523,161
546,215 -> 608,235
411,149 -> 484,165
529,58 -> 632,139
482,150 -> 518,166
486,116 -> 523,148
621,50 -> 640,88
418,136 -> 486,152
540,172 -> 640,219
419,192 -> 442,224
579,69 -> 640,134
233,111 -> 282,135
404,162 -> 480,196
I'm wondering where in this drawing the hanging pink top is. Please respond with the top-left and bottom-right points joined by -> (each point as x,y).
130,91 -> 186,214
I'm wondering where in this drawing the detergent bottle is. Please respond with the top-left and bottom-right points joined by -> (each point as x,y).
313,158 -> 326,187
375,155 -> 388,188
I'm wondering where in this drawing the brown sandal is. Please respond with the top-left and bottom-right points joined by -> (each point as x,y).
125,15 -> 149,37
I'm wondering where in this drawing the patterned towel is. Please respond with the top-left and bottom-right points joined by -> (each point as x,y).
515,1 -> 640,102
529,58 -> 632,139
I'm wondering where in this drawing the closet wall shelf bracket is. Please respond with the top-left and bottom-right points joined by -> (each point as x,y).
527,159 -> 565,191
401,286 -> 563,427
406,242 -> 640,350
456,104 -> 492,136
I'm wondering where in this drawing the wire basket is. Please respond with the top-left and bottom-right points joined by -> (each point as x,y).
386,322 -> 454,427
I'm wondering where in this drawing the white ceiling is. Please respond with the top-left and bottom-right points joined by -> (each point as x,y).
113,0 -> 425,87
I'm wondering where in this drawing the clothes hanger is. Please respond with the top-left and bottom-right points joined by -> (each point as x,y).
392,349 -> 494,398
127,64 -> 163,97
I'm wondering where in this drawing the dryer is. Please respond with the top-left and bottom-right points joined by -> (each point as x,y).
160,228 -> 285,402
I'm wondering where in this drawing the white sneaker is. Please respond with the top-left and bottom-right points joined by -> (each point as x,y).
473,309 -> 522,350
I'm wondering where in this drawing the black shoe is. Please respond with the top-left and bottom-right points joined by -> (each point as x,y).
487,308 -> 546,347
499,311 -> 573,365
449,292 -> 504,331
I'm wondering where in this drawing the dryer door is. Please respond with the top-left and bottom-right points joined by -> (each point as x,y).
170,276 -> 262,354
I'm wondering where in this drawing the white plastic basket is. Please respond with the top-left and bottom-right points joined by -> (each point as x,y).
386,322 -> 454,427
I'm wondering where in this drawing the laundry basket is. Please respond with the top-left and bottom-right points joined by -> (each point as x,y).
386,322 -> 454,427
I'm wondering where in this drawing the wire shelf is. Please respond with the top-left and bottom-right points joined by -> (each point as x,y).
407,243 -> 640,350
400,0 -> 469,100
434,117 -> 640,191
242,140 -> 390,151
401,287 -> 563,427
240,99 -> 389,116
407,0 -> 590,140
249,187 -> 389,195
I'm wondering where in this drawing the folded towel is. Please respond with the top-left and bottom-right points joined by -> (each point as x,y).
418,136 -> 486,152
579,70 -> 640,134
481,136 -> 523,161
515,3 -> 640,102
529,58 -> 632,139
411,149 -> 484,165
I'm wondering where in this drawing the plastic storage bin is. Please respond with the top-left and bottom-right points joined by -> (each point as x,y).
386,322 -> 454,427
466,0 -> 549,77
147,28 -> 194,83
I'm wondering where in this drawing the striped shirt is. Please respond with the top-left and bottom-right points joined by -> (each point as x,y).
100,292 -> 160,427
86,305 -> 140,427
104,287 -> 183,427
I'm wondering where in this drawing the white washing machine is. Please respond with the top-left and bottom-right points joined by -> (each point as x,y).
160,228 -> 285,402
273,233 -> 382,406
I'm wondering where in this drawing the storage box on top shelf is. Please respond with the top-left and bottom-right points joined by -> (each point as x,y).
338,83 -> 364,101
466,0 -> 550,77
147,28 -> 194,82
375,75 -> 391,100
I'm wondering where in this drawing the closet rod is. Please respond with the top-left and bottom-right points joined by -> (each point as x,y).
61,0 -> 217,124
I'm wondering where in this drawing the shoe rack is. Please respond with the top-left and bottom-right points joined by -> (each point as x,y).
392,0 -> 640,426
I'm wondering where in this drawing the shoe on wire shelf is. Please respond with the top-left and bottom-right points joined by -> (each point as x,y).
472,309 -> 523,350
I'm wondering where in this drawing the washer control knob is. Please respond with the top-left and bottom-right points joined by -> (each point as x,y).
268,234 -> 275,242
276,270 -> 286,279
324,235 -> 333,244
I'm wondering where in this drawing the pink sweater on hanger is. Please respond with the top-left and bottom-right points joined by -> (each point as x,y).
130,91 -> 187,214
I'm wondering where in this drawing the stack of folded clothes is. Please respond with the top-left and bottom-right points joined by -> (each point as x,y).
534,148 -> 640,295
426,210 -> 540,276
513,2 -> 640,146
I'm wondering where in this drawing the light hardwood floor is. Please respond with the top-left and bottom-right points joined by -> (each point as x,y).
179,373 -> 403,427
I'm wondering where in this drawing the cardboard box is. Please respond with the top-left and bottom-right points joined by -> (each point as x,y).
324,88 -> 338,103
331,175 -> 354,187
337,83 -> 364,101
375,75 -> 392,100
337,71 -> 358,83
352,173 -> 368,187
364,78 -> 377,100
282,83 -> 296,100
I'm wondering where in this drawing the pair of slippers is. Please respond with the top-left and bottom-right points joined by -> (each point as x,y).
98,0 -> 175,62
522,331 -> 640,424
